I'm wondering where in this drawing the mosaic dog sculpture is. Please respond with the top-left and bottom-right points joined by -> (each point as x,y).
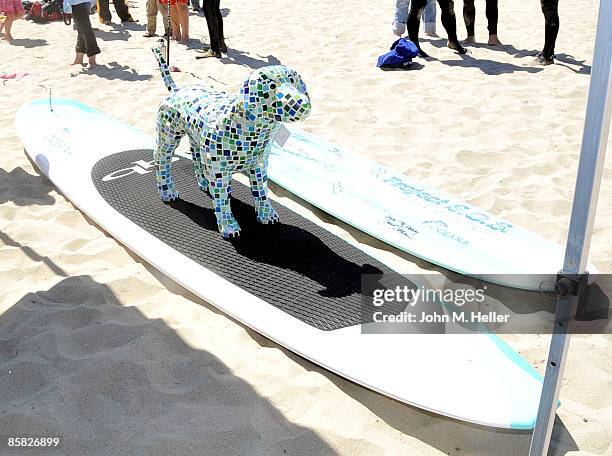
152,45 -> 311,238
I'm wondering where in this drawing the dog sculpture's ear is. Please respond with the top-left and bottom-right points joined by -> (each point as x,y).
287,69 -> 309,99
240,73 -> 267,122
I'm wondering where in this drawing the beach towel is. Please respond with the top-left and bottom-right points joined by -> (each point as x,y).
377,38 -> 419,69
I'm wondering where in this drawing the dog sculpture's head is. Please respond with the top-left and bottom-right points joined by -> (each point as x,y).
240,65 -> 311,124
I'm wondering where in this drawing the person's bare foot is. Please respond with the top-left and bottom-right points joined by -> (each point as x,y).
180,36 -> 190,44
73,52 -> 85,65
462,35 -> 476,45
88,56 -> 97,66
488,34 -> 503,46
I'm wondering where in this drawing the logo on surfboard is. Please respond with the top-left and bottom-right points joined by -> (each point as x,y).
383,176 -> 513,234
101,151 -> 191,182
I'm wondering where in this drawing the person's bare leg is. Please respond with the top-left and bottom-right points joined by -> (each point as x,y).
73,52 -> 85,65
169,4 -> 180,40
4,15 -> 14,41
88,55 -> 97,66
179,3 -> 189,43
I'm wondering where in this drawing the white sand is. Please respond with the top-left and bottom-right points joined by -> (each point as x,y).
1,0 -> 611,454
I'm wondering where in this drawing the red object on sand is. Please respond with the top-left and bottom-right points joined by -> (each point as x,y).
0,73 -> 29,79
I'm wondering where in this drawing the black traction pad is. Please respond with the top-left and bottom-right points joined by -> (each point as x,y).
92,150 -> 410,331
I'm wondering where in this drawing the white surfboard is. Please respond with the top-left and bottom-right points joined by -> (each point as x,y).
15,98 -> 546,430
269,127 -> 587,290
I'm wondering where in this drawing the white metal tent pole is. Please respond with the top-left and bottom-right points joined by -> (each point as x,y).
529,1 -> 612,455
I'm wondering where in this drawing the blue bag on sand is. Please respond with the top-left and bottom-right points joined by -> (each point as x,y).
377,38 -> 419,68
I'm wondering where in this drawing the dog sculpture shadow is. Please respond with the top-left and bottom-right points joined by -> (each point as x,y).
167,195 -> 384,299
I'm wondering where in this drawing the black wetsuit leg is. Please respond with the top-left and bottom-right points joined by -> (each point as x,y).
486,0 -> 498,35
215,3 -> 225,48
408,0 -> 465,56
463,0 -> 497,37
437,0 -> 465,52
203,0 -> 222,53
463,0 -> 476,37
407,0 -> 428,55
541,0 -> 559,60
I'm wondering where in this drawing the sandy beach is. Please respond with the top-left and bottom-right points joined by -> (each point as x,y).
1,0 -> 611,454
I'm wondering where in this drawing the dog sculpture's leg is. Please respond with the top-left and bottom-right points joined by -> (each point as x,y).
207,159 -> 241,238
248,156 -> 279,225
153,106 -> 183,201
154,107 -> 182,201
188,136 -> 209,193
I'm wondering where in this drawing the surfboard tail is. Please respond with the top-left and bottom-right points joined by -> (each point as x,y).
152,44 -> 178,92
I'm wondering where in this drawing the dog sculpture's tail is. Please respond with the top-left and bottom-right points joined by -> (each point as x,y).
152,44 -> 178,92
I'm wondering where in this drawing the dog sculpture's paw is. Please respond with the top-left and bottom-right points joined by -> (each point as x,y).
197,178 -> 209,194
159,188 -> 180,202
220,218 -> 241,239
256,204 -> 279,225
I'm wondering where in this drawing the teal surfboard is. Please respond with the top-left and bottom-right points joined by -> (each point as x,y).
269,127 -> 588,290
